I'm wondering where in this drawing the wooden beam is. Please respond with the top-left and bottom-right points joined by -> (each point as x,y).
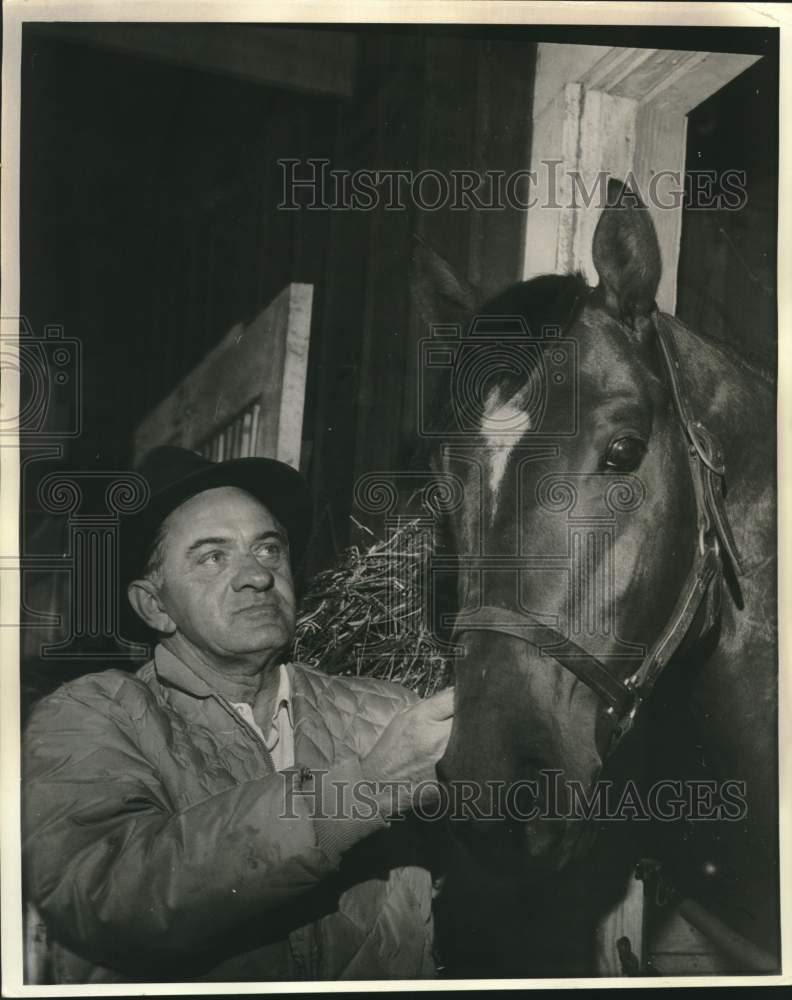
523,44 -> 762,311
677,898 -> 779,973
35,24 -> 357,97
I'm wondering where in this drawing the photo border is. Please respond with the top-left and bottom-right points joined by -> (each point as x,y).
2,1 -> 789,994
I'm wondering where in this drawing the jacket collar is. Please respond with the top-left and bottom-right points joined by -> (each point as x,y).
154,643 -> 216,697
153,643 -> 280,700
153,646 -> 338,770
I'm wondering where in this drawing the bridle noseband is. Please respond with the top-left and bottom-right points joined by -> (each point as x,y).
451,311 -> 743,754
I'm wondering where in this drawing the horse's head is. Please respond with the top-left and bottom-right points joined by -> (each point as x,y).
425,183 -> 716,875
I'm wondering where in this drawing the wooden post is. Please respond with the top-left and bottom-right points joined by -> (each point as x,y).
523,44 -> 760,312
594,869 -> 645,976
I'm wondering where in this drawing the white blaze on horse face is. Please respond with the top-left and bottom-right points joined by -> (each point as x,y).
481,386 -> 533,515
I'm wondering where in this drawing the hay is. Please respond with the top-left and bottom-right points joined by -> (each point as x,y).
292,519 -> 453,698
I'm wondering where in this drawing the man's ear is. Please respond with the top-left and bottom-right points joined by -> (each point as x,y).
127,578 -> 176,635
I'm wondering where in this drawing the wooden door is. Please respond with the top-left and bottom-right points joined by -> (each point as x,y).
132,282 -> 312,469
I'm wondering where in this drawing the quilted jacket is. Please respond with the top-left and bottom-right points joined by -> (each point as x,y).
22,646 -> 437,983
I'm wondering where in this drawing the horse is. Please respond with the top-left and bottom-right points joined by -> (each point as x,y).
413,181 -> 778,976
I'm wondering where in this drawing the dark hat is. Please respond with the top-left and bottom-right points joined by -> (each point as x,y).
122,446 -> 313,582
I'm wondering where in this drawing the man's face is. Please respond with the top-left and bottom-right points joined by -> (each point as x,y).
154,486 -> 296,667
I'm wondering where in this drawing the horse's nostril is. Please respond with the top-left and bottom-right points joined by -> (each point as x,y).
508,779 -> 540,819
521,817 -> 566,857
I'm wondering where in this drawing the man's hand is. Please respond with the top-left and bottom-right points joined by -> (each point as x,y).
361,687 -> 454,818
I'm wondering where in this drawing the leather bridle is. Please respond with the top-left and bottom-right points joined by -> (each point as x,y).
451,311 -> 744,754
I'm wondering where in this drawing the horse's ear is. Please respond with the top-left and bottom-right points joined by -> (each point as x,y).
592,179 -> 661,341
410,235 -> 482,331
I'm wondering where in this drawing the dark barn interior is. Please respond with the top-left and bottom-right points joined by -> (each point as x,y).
21,24 -> 777,600
21,24 -> 537,573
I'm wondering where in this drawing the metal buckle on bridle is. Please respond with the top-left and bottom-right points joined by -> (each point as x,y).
699,524 -> 720,560
686,419 -> 726,476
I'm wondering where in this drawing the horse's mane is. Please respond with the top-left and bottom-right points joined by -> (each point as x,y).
666,313 -> 776,389
477,274 -> 775,391
476,272 -> 590,330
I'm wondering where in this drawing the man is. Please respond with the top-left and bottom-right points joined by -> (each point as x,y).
22,446 -> 453,983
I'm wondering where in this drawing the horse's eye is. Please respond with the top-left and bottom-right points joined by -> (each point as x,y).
604,436 -> 646,471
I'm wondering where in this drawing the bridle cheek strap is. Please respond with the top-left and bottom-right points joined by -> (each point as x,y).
656,318 -> 744,579
451,314 -> 743,755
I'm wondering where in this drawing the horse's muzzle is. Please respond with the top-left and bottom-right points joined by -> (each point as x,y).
436,765 -> 572,873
